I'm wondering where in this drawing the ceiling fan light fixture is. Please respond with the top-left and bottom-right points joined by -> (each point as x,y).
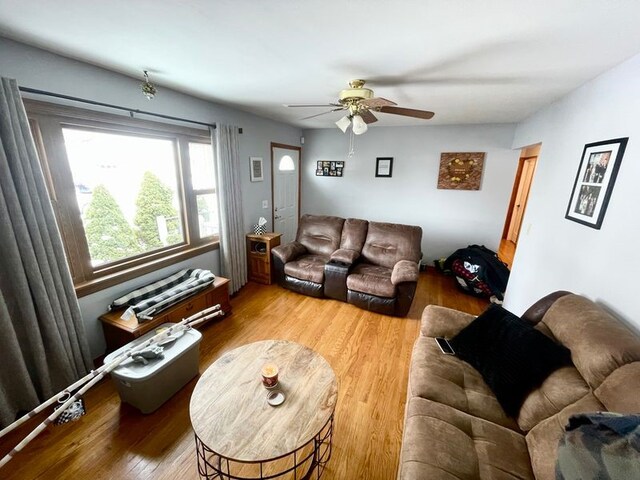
335,115 -> 351,133
352,114 -> 368,135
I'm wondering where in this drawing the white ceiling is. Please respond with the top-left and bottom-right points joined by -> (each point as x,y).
2,0 -> 640,128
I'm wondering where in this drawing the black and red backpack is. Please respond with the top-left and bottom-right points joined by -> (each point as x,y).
443,245 -> 510,302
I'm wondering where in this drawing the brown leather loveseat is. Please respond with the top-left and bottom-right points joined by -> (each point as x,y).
272,214 -> 422,316
398,292 -> 640,479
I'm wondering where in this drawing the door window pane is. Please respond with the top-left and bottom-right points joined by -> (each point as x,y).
62,128 -> 184,267
278,154 -> 295,171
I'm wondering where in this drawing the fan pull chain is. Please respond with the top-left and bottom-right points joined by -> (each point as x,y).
347,129 -> 355,158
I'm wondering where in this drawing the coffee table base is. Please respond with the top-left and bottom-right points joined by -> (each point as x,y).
195,414 -> 334,480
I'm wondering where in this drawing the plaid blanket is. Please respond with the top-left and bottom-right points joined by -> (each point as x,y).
110,269 -> 215,322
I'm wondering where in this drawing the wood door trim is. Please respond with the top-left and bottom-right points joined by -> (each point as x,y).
502,157 -> 526,239
270,143 -> 302,235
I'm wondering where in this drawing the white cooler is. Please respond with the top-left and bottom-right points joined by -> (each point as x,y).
103,323 -> 202,414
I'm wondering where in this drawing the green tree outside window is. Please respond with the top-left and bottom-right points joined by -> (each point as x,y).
84,185 -> 141,263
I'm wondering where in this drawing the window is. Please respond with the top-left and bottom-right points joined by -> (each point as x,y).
189,142 -> 219,238
27,101 -> 219,296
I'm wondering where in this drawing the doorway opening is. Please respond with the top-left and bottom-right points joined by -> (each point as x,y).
500,143 -> 541,268
270,143 -> 301,244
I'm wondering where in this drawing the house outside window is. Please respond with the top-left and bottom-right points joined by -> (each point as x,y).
26,101 -> 219,296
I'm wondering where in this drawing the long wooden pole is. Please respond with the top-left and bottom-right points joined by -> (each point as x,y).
0,305 -> 223,469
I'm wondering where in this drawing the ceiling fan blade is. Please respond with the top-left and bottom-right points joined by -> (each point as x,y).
378,106 -> 435,119
359,109 -> 378,124
359,97 -> 397,108
284,103 -> 342,108
300,107 -> 346,120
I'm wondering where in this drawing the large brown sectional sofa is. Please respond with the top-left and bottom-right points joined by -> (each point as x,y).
271,214 -> 422,316
398,292 -> 640,479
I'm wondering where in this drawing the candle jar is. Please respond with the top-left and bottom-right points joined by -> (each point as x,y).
261,364 -> 279,389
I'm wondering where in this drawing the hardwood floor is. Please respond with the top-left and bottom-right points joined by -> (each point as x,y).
499,238 -> 516,269
0,269 -> 488,480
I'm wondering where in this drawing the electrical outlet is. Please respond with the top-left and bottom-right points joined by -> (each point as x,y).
262,200 -> 268,209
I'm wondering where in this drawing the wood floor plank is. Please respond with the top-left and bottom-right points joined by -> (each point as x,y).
0,269 -> 487,479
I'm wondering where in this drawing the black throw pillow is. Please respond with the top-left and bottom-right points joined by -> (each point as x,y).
449,304 -> 572,417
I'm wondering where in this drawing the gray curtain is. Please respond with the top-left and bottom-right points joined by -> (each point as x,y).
212,124 -> 247,294
0,78 -> 92,427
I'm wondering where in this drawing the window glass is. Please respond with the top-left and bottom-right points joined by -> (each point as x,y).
62,127 -> 184,267
189,142 -> 216,190
196,193 -> 219,238
189,142 -> 218,239
278,154 -> 295,171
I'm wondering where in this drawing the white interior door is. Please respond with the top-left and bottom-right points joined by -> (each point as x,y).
272,146 -> 300,243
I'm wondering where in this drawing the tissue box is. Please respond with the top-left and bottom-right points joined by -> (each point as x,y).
253,224 -> 266,235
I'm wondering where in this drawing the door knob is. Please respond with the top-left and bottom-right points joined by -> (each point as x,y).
275,215 -> 282,219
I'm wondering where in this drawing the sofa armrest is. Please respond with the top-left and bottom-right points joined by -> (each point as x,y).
330,248 -> 360,266
521,290 -> 572,325
391,260 -> 419,285
324,260 -> 349,302
272,241 -> 307,263
420,305 -> 477,338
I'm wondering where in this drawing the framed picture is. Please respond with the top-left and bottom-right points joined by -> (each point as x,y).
565,137 -> 628,229
316,160 -> 344,177
437,152 -> 485,190
250,157 -> 263,182
375,157 -> 393,177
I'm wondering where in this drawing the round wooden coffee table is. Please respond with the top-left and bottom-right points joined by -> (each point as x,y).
189,340 -> 338,480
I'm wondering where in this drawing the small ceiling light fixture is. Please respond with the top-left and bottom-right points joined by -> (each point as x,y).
141,70 -> 157,100
335,115 -> 351,133
351,114 -> 368,135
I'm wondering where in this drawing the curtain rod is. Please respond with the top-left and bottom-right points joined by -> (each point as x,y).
18,86 -> 244,134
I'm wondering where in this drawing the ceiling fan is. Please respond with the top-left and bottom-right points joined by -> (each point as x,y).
284,79 -> 434,135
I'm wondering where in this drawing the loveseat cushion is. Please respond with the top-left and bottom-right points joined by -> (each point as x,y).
296,214 -> 345,257
420,305 -> 477,338
361,221 -> 422,269
594,362 -> 640,412
398,396 -> 534,480
409,336 -> 518,430
540,294 -> 640,389
449,304 -> 572,417
339,218 -> 368,251
284,254 -> 328,284
517,365 -> 590,432
346,263 -> 395,298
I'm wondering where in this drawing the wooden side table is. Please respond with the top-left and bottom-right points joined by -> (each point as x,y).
246,233 -> 282,284
99,276 -> 231,352
190,340 -> 337,479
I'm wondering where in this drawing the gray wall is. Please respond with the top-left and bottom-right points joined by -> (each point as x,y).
0,36 -> 301,357
505,51 -> 640,329
301,125 -> 519,260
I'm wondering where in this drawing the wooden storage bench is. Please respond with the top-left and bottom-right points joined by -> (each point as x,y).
99,276 -> 231,352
